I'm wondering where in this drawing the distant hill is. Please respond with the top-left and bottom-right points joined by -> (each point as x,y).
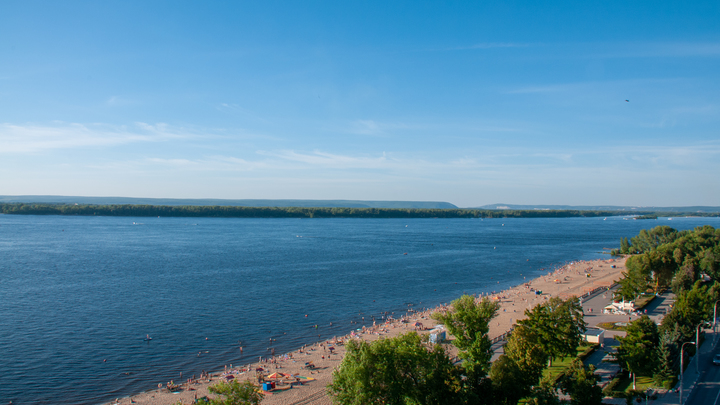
0,195 -> 457,209
475,203 -> 720,213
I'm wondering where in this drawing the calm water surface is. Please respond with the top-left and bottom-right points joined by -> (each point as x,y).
1,215 -> 718,404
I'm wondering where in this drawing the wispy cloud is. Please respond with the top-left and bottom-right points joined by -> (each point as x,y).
350,120 -> 383,135
346,119 -> 433,136
599,42 -> 720,58
505,85 -> 569,94
0,122 -> 198,153
215,103 -> 271,124
259,150 -> 392,169
504,77 -> 683,95
106,96 -> 135,106
442,43 -> 531,51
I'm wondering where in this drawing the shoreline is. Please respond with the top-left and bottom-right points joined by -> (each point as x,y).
103,257 -> 626,405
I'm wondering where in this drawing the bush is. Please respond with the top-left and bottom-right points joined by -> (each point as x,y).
660,377 -> 677,389
602,377 -> 623,397
577,344 -> 599,361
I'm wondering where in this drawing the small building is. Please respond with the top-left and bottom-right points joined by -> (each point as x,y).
428,327 -> 446,344
583,328 -> 605,345
603,301 -> 635,315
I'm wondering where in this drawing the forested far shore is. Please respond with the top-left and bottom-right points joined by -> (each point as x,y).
0,203 -> 718,219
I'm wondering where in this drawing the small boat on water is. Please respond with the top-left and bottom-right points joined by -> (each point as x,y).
143,334 -> 152,341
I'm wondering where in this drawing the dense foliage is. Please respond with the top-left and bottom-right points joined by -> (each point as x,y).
612,225 -> 720,389
2,202 -> 717,219
615,316 -> 659,388
615,225 -> 720,299
557,360 -> 603,405
432,295 -> 500,403
512,297 -> 586,366
196,380 -> 263,405
432,296 -> 500,377
328,332 -> 463,405
329,296 -> 591,405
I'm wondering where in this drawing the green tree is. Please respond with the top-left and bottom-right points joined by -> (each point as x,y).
616,316 -> 659,389
671,263 -> 696,294
328,332 -> 463,405
490,326 -> 549,405
197,380 -> 263,405
661,280 -> 720,342
620,237 -> 631,254
525,377 -> 560,405
432,295 -> 500,379
489,355 -> 531,405
653,327 -> 680,388
629,226 -> 678,253
514,297 -> 586,366
557,359 -> 603,405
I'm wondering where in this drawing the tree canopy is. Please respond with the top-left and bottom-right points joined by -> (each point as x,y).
490,326 -> 549,405
197,380 -> 263,405
514,297 -> 586,366
557,360 -> 603,405
616,315 -> 660,383
432,295 -> 500,377
328,332 -> 463,405
616,225 -> 720,297
489,297 -> 584,405
613,225 -> 720,390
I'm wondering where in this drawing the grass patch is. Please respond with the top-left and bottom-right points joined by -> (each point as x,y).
616,375 -> 655,392
597,322 -> 627,331
633,294 -> 655,310
544,343 -> 596,383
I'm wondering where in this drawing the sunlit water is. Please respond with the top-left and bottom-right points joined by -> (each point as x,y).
1,214 -> 717,404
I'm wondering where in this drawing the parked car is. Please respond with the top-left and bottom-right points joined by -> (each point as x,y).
713,354 -> 720,365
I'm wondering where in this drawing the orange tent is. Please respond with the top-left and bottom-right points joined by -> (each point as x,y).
266,372 -> 292,379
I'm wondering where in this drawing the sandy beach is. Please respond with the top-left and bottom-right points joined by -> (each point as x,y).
104,257 -> 626,405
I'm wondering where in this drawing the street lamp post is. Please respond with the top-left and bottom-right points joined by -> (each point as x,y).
713,300 -> 720,343
696,324 -> 702,374
680,341 -> 696,405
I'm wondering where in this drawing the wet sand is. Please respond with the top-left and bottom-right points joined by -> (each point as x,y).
104,257 -> 626,405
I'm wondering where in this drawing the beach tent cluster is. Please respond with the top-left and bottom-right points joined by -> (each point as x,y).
261,372 -> 315,391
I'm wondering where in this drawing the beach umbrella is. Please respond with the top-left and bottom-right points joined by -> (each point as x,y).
225,375 -> 235,379
256,367 -> 264,372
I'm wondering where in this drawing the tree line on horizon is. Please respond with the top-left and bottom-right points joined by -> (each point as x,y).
2,202 -> 716,219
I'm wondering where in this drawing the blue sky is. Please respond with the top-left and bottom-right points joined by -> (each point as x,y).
1,1 -> 719,207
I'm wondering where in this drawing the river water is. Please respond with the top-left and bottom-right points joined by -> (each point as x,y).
0,214 -> 717,404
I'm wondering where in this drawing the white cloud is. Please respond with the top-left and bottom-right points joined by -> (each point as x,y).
259,150 -> 392,169
346,119 -> 431,136
439,43 -> 531,52
350,120 -> 382,135
599,42 -> 720,58
0,122 -> 196,153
